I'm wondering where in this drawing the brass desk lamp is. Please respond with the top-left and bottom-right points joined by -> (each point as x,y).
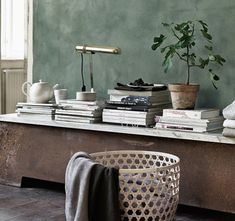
75,44 -> 121,101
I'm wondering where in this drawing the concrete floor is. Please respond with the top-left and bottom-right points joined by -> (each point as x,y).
0,179 -> 234,221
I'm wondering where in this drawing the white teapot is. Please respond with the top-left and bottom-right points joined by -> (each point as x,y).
22,80 -> 59,103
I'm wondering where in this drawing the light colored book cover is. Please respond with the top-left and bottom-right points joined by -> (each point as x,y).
55,115 -> 100,123
107,89 -> 169,97
17,112 -> 54,120
163,108 -> 220,119
56,109 -> 102,117
155,121 -> 223,132
16,108 -> 55,115
155,115 -> 224,126
17,102 -> 58,108
102,115 -> 154,126
59,99 -> 104,106
103,109 -> 158,118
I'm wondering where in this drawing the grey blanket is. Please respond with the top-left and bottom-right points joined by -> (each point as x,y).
65,152 -> 96,221
223,100 -> 235,119
65,152 -> 121,221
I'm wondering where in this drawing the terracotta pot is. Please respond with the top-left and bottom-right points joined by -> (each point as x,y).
168,83 -> 200,109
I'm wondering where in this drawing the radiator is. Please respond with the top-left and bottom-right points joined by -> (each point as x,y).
1,69 -> 26,114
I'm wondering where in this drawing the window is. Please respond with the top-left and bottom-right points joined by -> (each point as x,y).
1,0 -> 25,59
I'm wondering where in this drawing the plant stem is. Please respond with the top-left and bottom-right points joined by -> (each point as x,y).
175,51 -> 187,62
186,46 -> 190,85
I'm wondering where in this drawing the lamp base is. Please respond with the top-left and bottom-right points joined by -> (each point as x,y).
76,91 -> 96,101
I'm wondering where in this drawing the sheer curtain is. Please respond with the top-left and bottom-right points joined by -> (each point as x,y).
1,0 -> 25,60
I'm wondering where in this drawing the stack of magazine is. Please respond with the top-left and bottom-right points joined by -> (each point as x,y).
155,108 -> 224,132
102,88 -> 171,127
55,99 -> 103,123
16,102 -> 57,120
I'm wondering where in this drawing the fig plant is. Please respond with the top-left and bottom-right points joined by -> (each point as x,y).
151,20 -> 226,88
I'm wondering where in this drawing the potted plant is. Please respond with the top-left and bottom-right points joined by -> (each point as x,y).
151,20 -> 226,109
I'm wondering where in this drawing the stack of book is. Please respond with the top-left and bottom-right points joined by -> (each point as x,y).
102,89 -> 171,127
16,102 -> 57,120
55,99 -> 103,123
155,108 -> 224,132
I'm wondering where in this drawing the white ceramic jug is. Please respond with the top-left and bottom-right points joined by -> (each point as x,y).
22,80 -> 59,103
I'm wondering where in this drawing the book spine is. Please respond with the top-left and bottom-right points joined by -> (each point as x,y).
102,116 -> 153,126
16,108 -> 55,115
103,112 -> 155,119
155,116 -> 209,126
55,115 -> 100,123
107,89 -> 168,96
163,110 -> 202,119
60,104 -> 101,111
17,113 -> 54,120
163,109 -> 220,119
156,116 -> 224,126
55,110 -> 101,117
109,94 -> 169,103
59,100 -> 103,106
155,123 -> 206,132
103,109 -> 151,117
104,104 -> 151,112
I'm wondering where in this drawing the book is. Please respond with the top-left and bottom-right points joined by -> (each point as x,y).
103,109 -> 159,118
106,100 -> 171,108
17,102 -> 58,108
109,94 -> 170,105
55,109 -> 102,117
59,99 -> 104,106
108,89 -> 169,97
59,104 -> 102,111
102,115 -> 154,126
105,104 -> 154,112
16,108 -> 55,115
162,108 -> 220,119
17,112 -> 54,120
155,115 -> 224,127
55,115 -> 101,123
155,121 -> 223,132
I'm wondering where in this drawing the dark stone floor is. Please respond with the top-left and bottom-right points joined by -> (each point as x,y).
0,179 -> 234,221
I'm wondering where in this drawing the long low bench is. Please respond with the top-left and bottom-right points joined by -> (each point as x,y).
0,114 -> 234,213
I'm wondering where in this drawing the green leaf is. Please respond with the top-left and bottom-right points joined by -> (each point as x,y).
152,34 -> 166,50
153,34 -> 165,43
209,55 -> 215,61
205,45 -> 213,51
163,57 -> 173,73
174,22 -> 188,31
164,46 -> 175,60
198,20 -> 208,27
151,44 -> 158,50
181,36 -> 194,48
214,55 -> 226,65
199,57 -> 209,68
201,29 -> 212,41
198,20 -> 208,32
209,70 -> 219,89
189,53 -> 196,65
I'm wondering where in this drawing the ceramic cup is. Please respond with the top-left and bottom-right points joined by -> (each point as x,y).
54,89 -> 67,104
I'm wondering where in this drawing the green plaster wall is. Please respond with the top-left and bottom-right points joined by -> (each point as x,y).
33,0 -> 235,109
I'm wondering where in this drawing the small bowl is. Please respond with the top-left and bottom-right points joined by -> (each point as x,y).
76,91 -> 96,101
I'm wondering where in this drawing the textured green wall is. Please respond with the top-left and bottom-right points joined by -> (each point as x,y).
33,0 -> 235,109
